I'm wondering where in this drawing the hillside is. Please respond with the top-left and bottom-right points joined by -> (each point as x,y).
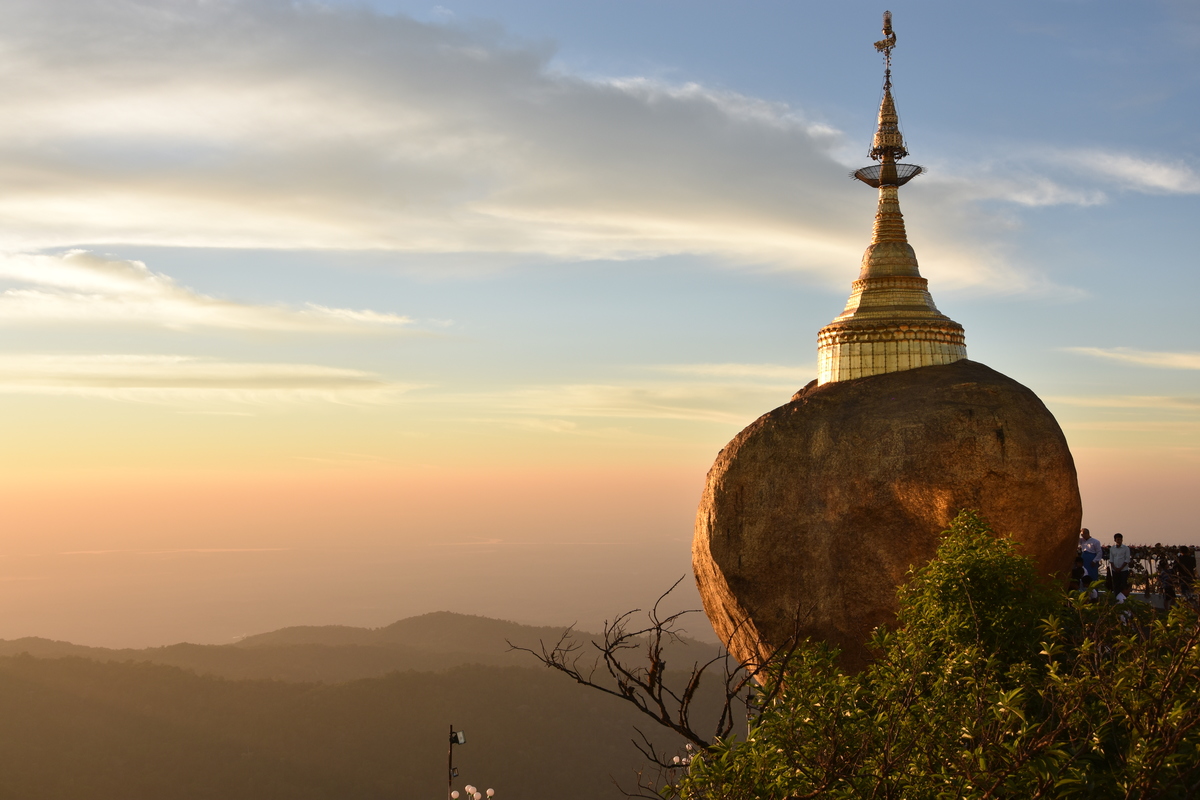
0,611 -> 720,683
0,655 -> 696,799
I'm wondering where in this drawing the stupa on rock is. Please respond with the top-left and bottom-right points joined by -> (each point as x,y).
817,15 -> 966,385
693,12 -> 1082,670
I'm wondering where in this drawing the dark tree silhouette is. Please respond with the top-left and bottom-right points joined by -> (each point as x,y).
509,578 -> 807,796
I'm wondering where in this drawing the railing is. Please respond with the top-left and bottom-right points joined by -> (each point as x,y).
1095,544 -> 1198,594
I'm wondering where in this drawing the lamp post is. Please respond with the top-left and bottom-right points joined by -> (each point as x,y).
448,726 -> 464,800
446,726 -> 493,800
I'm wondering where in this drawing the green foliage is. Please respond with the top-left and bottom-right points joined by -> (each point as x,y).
894,509 -> 1060,665
674,510 -> 1200,800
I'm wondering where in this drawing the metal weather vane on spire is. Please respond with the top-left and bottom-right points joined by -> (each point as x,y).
874,10 -> 896,63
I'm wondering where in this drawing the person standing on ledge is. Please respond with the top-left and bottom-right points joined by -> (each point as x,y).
1079,528 -> 1102,583
1108,533 -> 1131,597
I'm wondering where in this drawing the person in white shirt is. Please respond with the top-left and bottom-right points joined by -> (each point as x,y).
1079,528 -> 1103,583
1108,533 -> 1131,596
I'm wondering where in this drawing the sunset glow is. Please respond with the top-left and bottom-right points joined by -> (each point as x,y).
0,0 -> 1196,647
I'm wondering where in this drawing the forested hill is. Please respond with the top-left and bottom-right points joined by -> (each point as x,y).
0,612 -> 716,683
0,654 -> 684,800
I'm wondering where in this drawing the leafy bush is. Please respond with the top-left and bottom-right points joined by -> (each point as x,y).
674,510 -> 1200,800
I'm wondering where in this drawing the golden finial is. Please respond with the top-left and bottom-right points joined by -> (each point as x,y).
869,10 -> 907,164
853,11 -> 923,186
874,10 -> 896,60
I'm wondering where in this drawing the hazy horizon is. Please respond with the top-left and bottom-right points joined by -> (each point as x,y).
0,0 -> 1196,650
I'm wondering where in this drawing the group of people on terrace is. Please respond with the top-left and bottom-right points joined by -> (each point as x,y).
1074,528 -> 1198,604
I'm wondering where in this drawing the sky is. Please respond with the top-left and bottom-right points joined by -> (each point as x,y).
0,0 -> 1196,648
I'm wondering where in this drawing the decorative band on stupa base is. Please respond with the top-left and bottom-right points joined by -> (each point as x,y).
816,320 -> 966,384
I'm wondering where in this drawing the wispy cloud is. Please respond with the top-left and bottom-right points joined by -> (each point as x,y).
59,548 -> 291,556
1060,151 -> 1200,195
920,169 -> 1107,209
0,251 -> 412,331
1066,347 -> 1200,370
0,0 -> 1176,299
0,1 -> 856,271
0,0 -> 1107,293
1048,395 -> 1200,410
1065,421 -> 1200,433
918,147 -> 1199,212
0,354 -> 414,404
465,384 -> 759,425
652,362 -> 815,382
428,371 -> 808,427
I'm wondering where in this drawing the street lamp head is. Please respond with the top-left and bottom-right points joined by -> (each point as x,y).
486,790 -> 495,798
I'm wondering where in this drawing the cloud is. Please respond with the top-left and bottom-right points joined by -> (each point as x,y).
0,353 -> 413,404
59,548 -> 290,555
1060,151 -> 1200,195
386,362 -> 819,430
1065,420 -> 1200,433
428,365 -> 813,427
1066,347 -> 1200,370
0,0 -> 1179,297
936,148 -> 1197,209
919,148 -> 1200,221
0,0 -> 1116,293
0,1 -> 847,268
1048,395 -> 1200,411
0,250 -> 412,331
652,362 -> 815,382
456,384 -> 759,425
932,172 -> 1108,208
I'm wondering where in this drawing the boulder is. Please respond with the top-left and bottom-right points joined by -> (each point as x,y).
693,359 -> 1081,670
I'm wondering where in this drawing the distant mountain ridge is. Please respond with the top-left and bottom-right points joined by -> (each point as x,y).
0,611 -> 720,683
234,611 -> 591,651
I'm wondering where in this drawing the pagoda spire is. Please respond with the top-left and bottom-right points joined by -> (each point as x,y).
815,11 -> 966,385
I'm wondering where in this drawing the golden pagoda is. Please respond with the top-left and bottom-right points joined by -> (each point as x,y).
816,11 -> 966,385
